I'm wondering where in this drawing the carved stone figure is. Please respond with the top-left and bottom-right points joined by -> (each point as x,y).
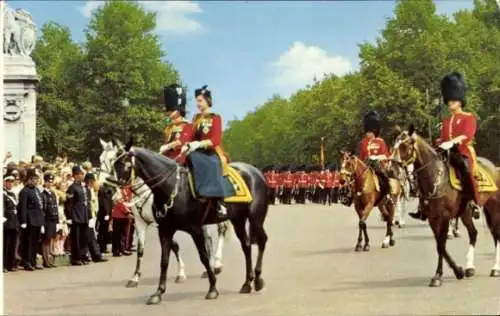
3,4 -> 37,57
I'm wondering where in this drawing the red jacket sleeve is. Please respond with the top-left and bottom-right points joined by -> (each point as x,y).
359,139 -> 367,161
378,139 -> 389,156
180,123 -> 193,145
210,115 -> 222,147
460,114 -> 476,144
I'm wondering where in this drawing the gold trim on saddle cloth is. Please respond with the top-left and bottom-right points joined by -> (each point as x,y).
186,166 -> 253,204
364,169 -> 399,195
448,162 -> 498,193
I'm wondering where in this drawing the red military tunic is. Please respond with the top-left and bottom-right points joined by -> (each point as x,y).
191,112 -> 230,164
267,171 -> 279,189
163,120 -> 193,164
283,172 -> 294,189
437,111 -> 479,202
332,171 -> 341,188
324,170 -> 333,189
298,172 -> 309,189
359,136 -> 389,161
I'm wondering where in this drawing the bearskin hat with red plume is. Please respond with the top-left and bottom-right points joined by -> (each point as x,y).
163,84 -> 186,113
363,110 -> 381,137
440,71 -> 467,107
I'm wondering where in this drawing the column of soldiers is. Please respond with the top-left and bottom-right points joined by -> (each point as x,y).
262,164 -> 341,206
1,153 -> 136,272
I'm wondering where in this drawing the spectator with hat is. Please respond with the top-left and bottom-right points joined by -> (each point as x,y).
17,168 -> 45,271
3,171 -> 19,272
41,173 -> 60,268
64,165 -> 90,266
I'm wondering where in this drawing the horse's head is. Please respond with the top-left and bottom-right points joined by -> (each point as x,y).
339,150 -> 358,184
98,137 -> 134,186
392,125 -> 418,166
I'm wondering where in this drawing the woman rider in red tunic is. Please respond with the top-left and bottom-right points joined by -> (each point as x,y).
181,85 -> 235,219
158,84 -> 193,164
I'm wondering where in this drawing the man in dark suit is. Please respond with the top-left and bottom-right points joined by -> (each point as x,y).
4,171 -> 19,272
17,168 -> 45,271
65,165 -> 90,266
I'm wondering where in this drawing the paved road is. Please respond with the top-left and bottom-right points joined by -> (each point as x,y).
5,202 -> 500,315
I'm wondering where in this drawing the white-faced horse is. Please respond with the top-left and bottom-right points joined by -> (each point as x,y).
99,139 -> 228,285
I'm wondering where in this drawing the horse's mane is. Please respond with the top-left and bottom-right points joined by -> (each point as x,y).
132,147 -> 178,171
414,134 -> 438,158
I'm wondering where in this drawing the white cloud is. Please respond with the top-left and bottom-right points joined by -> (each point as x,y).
80,1 -> 105,19
269,42 -> 353,89
79,1 -> 203,34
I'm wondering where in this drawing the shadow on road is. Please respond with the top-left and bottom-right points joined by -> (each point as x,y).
294,247 -> 354,256
317,276 -> 435,292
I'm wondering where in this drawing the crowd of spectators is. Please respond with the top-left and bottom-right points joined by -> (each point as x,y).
3,152 -> 136,272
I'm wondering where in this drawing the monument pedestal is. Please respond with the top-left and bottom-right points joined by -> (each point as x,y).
3,56 -> 39,163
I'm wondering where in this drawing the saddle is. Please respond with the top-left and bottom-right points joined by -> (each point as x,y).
187,165 -> 253,203
365,168 -> 399,195
448,162 -> 497,193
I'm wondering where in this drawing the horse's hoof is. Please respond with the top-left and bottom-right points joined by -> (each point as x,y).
398,224 -> 405,229
254,277 -> 265,292
363,244 -> 370,252
454,266 -> 465,280
201,271 -> 208,279
381,242 -> 389,249
465,268 -> 475,278
447,233 -> 454,240
205,290 -> 219,300
125,280 -> 139,288
453,231 -> 461,238
239,283 -> 252,294
429,278 -> 442,287
394,220 -> 399,226
389,239 -> 396,246
490,269 -> 500,277
354,244 -> 363,252
214,267 -> 222,275
175,275 -> 187,283
146,295 -> 162,305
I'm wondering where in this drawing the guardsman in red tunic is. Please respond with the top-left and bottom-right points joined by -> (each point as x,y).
181,85 -> 232,219
332,164 -> 341,203
159,84 -> 193,164
411,72 -> 481,220
324,165 -> 334,205
358,110 -> 391,201
282,168 -> 294,205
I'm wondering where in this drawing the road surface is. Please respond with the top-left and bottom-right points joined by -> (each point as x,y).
5,201 -> 500,315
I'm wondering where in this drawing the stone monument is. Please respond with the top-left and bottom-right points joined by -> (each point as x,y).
3,2 -> 39,163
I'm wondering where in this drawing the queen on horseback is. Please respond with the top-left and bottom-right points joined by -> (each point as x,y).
181,85 -> 234,219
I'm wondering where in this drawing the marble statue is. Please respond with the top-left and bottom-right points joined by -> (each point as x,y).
3,4 -> 37,56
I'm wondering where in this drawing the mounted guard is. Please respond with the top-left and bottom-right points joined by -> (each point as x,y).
409,72 -> 481,220
359,110 -> 391,203
181,85 -> 252,220
159,84 -> 193,164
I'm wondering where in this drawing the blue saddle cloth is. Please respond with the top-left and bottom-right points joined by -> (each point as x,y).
188,151 -> 235,198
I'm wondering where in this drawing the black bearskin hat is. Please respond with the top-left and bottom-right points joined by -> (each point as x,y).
163,84 -> 186,112
26,168 -> 39,179
195,85 -> 212,106
363,110 -> 381,137
440,71 -> 467,107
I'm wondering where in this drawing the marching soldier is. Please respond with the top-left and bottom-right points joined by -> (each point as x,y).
17,168 -> 45,271
65,165 -> 90,266
358,110 -> 391,202
159,84 -> 193,164
410,71 -> 481,220
4,171 -> 19,272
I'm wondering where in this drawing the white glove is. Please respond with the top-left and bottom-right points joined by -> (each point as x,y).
88,218 -> 96,228
159,144 -> 170,154
66,219 -> 72,225
20,223 -> 27,229
3,217 -> 6,223
181,141 -> 202,155
41,226 -> 45,234
56,224 -> 62,232
104,215 -> 110,221
439,141 -> 454,150
369,155 -> 380,161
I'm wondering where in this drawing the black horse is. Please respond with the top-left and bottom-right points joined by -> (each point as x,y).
110,138 -> 269,305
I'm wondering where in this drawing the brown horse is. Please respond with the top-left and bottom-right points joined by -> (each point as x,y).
392,126 -> 500,287
339,151 -> 402,251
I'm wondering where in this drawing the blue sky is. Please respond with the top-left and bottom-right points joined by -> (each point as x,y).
14,0 -> 474,124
